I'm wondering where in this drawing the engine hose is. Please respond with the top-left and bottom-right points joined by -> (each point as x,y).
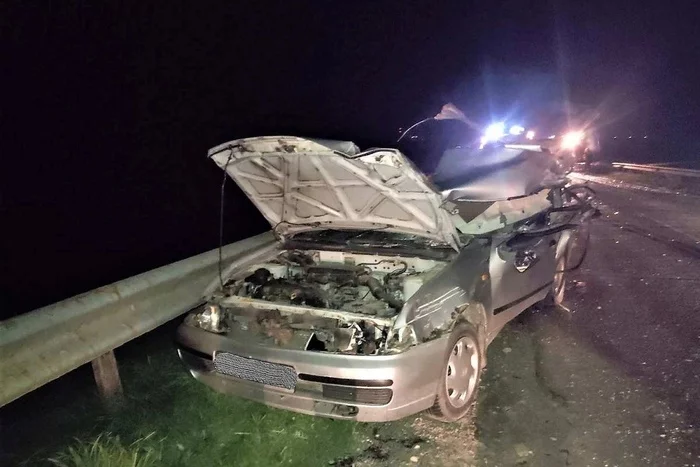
356,260 -> 409,283
386,261 -> 408,280
356,274 -> 404,309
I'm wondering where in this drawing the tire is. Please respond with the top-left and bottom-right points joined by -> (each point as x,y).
544,253 -> 567,306
427,323 -> 483,422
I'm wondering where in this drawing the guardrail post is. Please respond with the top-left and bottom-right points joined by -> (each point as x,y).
91,350 -> 123,402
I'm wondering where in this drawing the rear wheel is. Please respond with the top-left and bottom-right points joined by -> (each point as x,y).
428,323 -> 482,422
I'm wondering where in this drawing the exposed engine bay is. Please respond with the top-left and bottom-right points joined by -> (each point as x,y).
228,250 -> 445,316
200,250 -> 446,355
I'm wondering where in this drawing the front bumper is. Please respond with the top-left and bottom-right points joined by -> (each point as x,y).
176,324 -> 448,422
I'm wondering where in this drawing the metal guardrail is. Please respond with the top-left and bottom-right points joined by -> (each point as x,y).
0,231 -> 277,407
612,162 -> 700,178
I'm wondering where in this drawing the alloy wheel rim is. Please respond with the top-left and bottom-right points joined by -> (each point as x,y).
553,256 -> 566,297
445,336 -> 480,408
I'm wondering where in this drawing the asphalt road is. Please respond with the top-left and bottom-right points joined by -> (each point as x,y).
567,179 -> 700,420
460,178 -> 700,466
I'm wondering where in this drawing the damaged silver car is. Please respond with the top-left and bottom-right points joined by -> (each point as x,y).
176,126 -> 597,422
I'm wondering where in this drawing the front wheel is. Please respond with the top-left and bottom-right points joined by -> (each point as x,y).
546,253 -> 567,306
427,323 -> 483,422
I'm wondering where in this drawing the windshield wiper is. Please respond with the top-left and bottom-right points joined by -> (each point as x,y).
290,228 -> 390,244
342,228 -> 392,243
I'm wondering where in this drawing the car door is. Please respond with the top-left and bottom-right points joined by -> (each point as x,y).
486,228 -> 558,341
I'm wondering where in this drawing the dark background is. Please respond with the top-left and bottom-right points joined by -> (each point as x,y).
2,1 -> 698,319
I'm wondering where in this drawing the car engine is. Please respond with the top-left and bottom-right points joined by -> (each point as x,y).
231,250 -> 424,318
205,250 -> 445,354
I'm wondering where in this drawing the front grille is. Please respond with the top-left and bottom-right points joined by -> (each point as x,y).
214,353 -> 297,390
322,385 -> 393,405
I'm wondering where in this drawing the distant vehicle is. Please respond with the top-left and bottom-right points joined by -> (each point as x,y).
176,111 -> 597,422
553,129 -> 601,171
425,110 -> 602,174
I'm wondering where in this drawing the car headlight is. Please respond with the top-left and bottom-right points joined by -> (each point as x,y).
561,131 -> 584,150
483,122 -> 506,142
384,324 -> 418,353
185,304 -> 227,333
509,125 -> 525,136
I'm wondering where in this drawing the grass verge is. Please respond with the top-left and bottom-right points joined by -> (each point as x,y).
47,433 -> 163,467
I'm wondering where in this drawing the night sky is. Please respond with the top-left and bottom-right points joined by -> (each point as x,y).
2,1 -> 698,318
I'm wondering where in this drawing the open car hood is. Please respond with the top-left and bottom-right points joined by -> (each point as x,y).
209,136 -> 459,249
